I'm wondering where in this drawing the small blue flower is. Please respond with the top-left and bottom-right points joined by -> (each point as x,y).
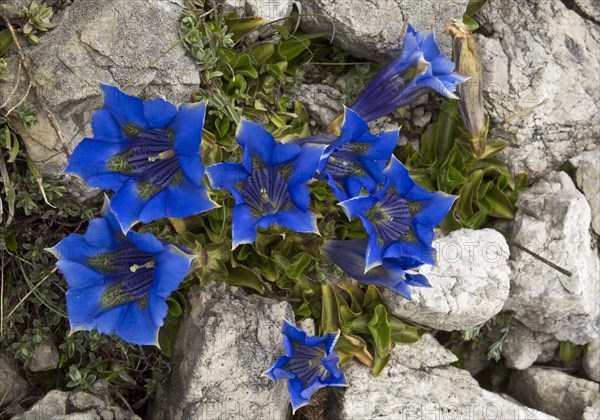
206,120 -> 325,249
65,84 -> 217,232
317,107 -> 398,201
339,156 -> 456,272
351,23 -> 468,122
322,239 -> 430,300
49,198 -> 194,346
264,320 -> 347,413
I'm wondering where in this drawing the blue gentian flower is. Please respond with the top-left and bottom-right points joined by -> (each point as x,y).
351,23 -> 468,122
322,239 -> 430,300
264,320 -> 347,413
49,198 -> 194,345
339,156 -> 456,272
206,120 -> 325,249
317,107 -> 398,201
65,84 -> 217,232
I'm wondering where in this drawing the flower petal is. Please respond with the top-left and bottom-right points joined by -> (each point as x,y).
163,179 -> 218,220
100,84 -> 148,129
152,244 -> 194,298
143,98 -> 178,129
115,303 -> 161,345
339,195 -> 379,220
64,138 -> 128,189
205,162 -> 250,203
288,377 -> 310,413
126,231 -> 165,254
91,109 -> 124,142
56,260 -> 105,290
109,179 -> 149,232
237,119 -> 275,171
66,284 -> 106,330
231,205 -> 258,249
49,233 -> 102,263
84,218 -> 121,249
275,207 -> 319,234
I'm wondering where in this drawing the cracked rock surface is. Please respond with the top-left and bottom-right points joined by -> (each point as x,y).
508,367 -> 600,420
12,390 -> 139,420
298,0 -> 468,62
500,322 -> 559,371
0,351 -> 28,408
152,283 -> 293,420
570,149 -> 600,235
341,334 -> 556,419
476,0 -> 600,179
505,171 -> 600,344
0,0 -> 199,178
383,229 -> 511,331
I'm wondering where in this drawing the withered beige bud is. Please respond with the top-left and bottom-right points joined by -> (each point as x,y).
445,19 -> 488,156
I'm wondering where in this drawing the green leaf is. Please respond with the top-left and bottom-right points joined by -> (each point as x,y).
466,0 -> 488,16
233,54 -> 258,78
274,33 -> 326,62
249,42 -> 275,65
158,312 -> 182,357
479,139 -> 509,159
294,302 -> 311,318
227,16 -> 265,41
0,30 -> 12,56
462,15 -> 479,31
481,185 -> 515,219
367,304 -> 392,359
265,61 -> 287,80
372,353 -> 391,377
321,284 -> 340,334
285,253 -> 312,279
225,265 -> 265,294
166,296 -> 182,317
335,334 -> 374,367
4,230 -> 17,252
559,341 -> 582,362
389,317 -> 425,344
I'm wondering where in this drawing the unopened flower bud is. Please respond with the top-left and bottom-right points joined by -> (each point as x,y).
445,19 -> 488,156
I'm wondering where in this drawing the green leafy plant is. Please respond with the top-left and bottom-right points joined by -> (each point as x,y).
398,100 -> 527,230
4,1 -> 58,45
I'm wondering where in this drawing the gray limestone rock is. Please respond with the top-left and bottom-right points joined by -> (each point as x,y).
153,283 -> 294,420
570,149 -> 600,235
384,229 -> 511,331
582,401 -> 600,420
584,338 -> 600,383
298,0 -> 468,62
508,367 -> 600,420
0,0 -> 200,178
12,389 -> 138,420
28,339 -> 59,372
501,322 -> 559,370
505,171 -> 600,344
475,0 -> 600,179
341,334 -> 556,419
0,351 -> 28,408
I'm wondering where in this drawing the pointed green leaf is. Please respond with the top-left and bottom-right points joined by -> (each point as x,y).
225,265 -> 265,294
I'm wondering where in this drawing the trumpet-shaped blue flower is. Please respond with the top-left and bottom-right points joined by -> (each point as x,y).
339,156 -> 456,272
322,239 -> 430,300
65,84 -> 217,232
317,107 -> 398,201
351,23 -> 468,122
206,120 -> 325,249
49,198 -> 194,346
264,320 -> 347,413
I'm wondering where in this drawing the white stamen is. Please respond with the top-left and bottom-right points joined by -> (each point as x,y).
130,261 -> 155,272
147,150 -> 175,162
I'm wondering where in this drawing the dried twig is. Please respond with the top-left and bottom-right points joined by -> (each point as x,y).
0,11 -> 70,157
